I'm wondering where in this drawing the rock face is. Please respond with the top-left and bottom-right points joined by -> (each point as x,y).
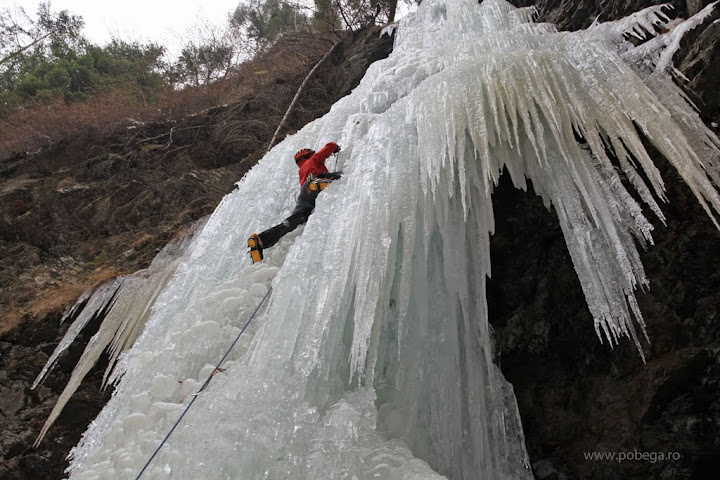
489,162 -> 720,480
0,27 -> 393,479
0,309 -> 112,480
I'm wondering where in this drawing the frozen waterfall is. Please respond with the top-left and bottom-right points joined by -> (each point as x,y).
36,1 -> 720,479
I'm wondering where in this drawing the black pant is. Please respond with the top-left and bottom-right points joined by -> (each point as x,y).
257,206 -> 313,249
257,173 -> 340,250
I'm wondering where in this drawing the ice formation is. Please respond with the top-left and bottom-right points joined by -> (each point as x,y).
35,1 -> 720,479
32,221 -> 203,446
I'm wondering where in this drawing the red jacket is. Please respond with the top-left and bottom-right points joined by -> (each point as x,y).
297,142 -> 339,186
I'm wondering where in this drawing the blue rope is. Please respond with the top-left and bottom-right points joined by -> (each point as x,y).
135,286 -> 273,480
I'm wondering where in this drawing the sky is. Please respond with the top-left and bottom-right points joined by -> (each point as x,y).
8,1 -> 413,60
9,0 -> 242,59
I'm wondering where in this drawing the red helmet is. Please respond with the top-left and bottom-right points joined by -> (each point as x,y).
294,148 -> 314,164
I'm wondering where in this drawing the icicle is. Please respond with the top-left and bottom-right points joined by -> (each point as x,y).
590,3 -> 674,40
32,221 -> 203,445
32,279 -> 122,389
656,2 -> 718,73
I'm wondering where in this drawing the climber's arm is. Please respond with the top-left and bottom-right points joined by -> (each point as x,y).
310,142 -> 340,169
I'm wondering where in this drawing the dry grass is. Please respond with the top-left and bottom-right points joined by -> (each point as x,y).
212,32 -> 339,153
0,266 -> 121,335
0,77 -> 235,160
0,31 -> 338,162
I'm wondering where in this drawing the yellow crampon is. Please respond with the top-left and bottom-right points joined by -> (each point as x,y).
248,234 -> 264,263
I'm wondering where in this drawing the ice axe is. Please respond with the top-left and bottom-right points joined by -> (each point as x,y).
331,150 -> 339,172
332,145 -> 348,172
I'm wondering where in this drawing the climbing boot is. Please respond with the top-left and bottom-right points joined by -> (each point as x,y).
248,233 -> 264,263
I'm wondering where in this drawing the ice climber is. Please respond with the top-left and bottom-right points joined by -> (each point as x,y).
248,142 -> 341,263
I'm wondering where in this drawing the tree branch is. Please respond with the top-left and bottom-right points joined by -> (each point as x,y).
0,29 -> 55,66
267,37 -> 344,153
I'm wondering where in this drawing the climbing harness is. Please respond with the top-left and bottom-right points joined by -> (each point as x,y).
309,177 -> 334,192
134,286 -> 273,480
308,171 -> 343,192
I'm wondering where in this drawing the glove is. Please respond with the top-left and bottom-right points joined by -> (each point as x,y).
334,144 -> 341,153
318,172 -> 342,180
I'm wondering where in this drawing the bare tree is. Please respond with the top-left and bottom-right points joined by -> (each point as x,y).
333,0 -> 400,30
171,17 -> 253,87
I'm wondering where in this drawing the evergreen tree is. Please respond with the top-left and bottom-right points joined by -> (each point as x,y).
313,0 -> 340,31
174,42 -> 234,87
1,3 -> 168,111
0,2 -> 85,92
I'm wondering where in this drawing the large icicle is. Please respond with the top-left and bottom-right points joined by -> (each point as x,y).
32,221 -> 203,446
35,1 -> 720,479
